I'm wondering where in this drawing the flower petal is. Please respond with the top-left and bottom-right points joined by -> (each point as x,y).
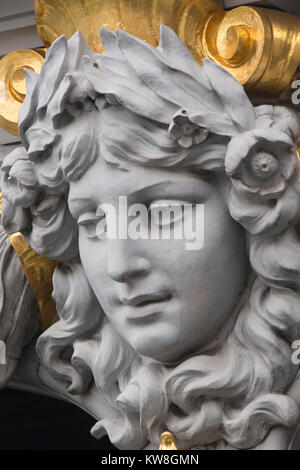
255,105 -> 300,141
260,175 -> 286,198
252,128 -> 292,146
168,122 -> 182,140
256,116 -> 273,128
193,128 -> 209,145
225,133 -> 258,175
173,114 -> 190,125
178,135 -> 193,148
231,176 -> 261,194
278,149 -> 297,180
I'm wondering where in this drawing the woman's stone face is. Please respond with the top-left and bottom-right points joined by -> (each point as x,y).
68,157 -> 250,364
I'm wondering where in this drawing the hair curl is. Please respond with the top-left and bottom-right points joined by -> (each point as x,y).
2,26 -> 300,449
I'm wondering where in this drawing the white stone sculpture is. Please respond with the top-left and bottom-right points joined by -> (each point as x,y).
2,25 -> 300,450
0,225 -> 39,387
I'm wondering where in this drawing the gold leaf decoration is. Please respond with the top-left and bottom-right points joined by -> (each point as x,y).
9,233 -> 58,331
34,0 -> 224,61
159,431 -> 179,450
200,6 -> 300,97
0,49 -> 44,136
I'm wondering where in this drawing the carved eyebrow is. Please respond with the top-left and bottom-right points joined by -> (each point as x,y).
128,180 -> 210,204
68,178 -> 210,216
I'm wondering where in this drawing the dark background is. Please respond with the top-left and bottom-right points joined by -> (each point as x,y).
0,389 -> 116,450
0,388 -> 300,450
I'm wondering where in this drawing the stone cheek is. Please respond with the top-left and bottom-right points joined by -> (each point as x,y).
1,24 -> 300,452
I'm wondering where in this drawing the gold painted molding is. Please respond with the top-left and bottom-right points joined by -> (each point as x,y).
159,431 -> 179,450
8,233 -> 57,331
0,0 -> 224,137
34,0 -> 223,57
200,5 -> 300,97
0,0 -> 299,136
0,194 -> 57,330
0,49 -> 45,136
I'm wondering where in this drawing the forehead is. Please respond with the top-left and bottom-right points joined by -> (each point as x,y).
68,156 -> 212,208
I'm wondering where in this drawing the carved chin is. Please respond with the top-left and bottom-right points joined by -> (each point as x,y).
124,326 -> 182,364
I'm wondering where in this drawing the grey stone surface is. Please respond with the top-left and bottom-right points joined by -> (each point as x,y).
224,0 -> 300,15
0,0 -> 41,56
0,141 -> 40,387
0,143 -> 21,163
0,224 -> 40,388
1,26 -> 300,450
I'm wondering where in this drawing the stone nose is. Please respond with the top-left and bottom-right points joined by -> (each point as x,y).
105,239 -> 151,283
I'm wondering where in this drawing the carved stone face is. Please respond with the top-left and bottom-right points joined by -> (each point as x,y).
68,155 -> 250,363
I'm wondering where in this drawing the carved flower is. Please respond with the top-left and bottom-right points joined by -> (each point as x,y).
168,110 -> 209,148
225,127 -> 298,199
1,147 -> 39,208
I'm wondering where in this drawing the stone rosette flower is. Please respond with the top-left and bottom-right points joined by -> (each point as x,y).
224,105 -> 300,236
225,127 -> 298,200
168,110 -> 209,148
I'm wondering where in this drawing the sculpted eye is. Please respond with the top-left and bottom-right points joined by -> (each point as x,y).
148,199 -> 190,227
78,211 -> 106,238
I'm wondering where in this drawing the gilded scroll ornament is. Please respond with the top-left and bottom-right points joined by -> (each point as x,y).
0,49 -> 44,136
0,0 -> 300,136
34,0 -> 224,58
200,6 -> 300,96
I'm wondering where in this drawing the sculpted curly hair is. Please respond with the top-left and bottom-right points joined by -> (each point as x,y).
2,26 -> 300,449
